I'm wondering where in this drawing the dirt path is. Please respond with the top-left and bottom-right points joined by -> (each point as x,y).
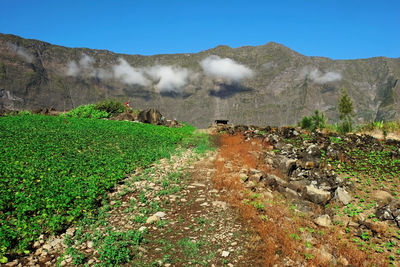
16,148 -> 261,267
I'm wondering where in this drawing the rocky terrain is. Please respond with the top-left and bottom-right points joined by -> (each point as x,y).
1,33 -> 400,127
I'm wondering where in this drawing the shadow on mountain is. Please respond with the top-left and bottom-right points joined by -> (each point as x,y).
123,87 -> 152,101
160,91 -> 192,99
208,83 -> 254,99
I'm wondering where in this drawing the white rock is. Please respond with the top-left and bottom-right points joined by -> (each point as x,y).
335,187 -> 352,205
138,226 -> 148,232
146,215 -> 159,224
314,214 -> 331,227
306,185 -> 331,204
221,251 -> 230,257
153,211 -> 166,218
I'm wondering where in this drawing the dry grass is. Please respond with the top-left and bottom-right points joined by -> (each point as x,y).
212,133 -> 388,266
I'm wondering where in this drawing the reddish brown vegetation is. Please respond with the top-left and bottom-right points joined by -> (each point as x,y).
212,133 -> 387,266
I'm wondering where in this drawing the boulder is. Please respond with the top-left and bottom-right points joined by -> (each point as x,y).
263,174 -> 287,188
112,111 -> 138,121
274,156 -> 297,176
138,108 -> 162,124
371,190 -> 393,206
314,214 -> 331,227
376,199 -> 400,227
305,185 -> 331,204
334,187 -> 352,205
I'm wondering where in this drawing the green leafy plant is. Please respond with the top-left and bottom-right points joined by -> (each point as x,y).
299,110 -> 326,131
95,99 -> 125,116
61,104 -> 110,119
0,115 -> 194,256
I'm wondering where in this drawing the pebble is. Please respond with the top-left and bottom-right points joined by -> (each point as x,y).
222,251 -> 230,257
153,211 -> 166,218
138,226 -> 148,232
146,215 -> 159,224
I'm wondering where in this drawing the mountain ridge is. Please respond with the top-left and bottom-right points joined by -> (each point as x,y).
1,33 -> 399,127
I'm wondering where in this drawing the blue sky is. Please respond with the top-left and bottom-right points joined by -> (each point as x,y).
1,0 -> 399,59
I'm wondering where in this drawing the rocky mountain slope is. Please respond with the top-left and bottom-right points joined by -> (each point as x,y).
1,33 -> 399,127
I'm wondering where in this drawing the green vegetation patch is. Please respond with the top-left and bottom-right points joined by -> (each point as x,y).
0,115 -> 194,257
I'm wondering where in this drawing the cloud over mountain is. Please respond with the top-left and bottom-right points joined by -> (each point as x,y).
200,55 -> 254,81
302,67 -> 342,84
6,42 -> 33,63
112,58 -> 150,86
145,65 -> 190,92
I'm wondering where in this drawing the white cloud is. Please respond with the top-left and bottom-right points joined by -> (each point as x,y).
79,54 -> 94,69
145,65 -> 190,92
65,55 -> 194,92
66,61 -> 80,76
200,55 -> 254,81
7,42 -> 33,63
66,54 -> 95,77
112,58 -> 150,86
303,68 -> 342,84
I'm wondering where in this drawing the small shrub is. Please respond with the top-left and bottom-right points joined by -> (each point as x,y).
338,118 -> 352,135
300,116 -> 313,130
97,230 -> 144,266
95,99 -> 125,115
61,104 -> 110,119
299,110 -> 326,131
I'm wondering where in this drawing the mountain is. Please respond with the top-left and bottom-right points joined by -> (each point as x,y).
1,33 -> 399,127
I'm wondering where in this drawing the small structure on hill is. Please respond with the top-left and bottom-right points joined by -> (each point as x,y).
215,119 -> 229,125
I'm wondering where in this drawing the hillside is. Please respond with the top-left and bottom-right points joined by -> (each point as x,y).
1,33 -> 400,127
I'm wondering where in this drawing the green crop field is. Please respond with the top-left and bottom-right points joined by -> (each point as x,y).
0,115 -> 194,257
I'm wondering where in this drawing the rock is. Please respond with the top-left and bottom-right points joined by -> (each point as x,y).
335,187 -> 352,205
348,221 -> 359,228
33,241 -> 40,248
316,247 -> 335,264
371,190 -> 393,206
376,199 -> 400,225
306,144 -> 320,157
146,215 -> 159,224
42,244 -> 51,251
221,251 -> 230,257
275,156 -> 297,176
284,187 -> 299,199
191,182 -> 206,187
5,260 -> 18,267
87,241 -> 94,249
305,185 -> 331,204
138,108 -> 162,125
212,201 -> 228,210
153,211 -> 166,218
34,248 -> 43,256
264,174 -> 287,188
239,173 -> 248,182
138,226 -> 148,232
314,214 -> 331,227
364,221 -> 389,235
66,228 -> 75,236
249,173 -> 263,183
112,111 -> 138,121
